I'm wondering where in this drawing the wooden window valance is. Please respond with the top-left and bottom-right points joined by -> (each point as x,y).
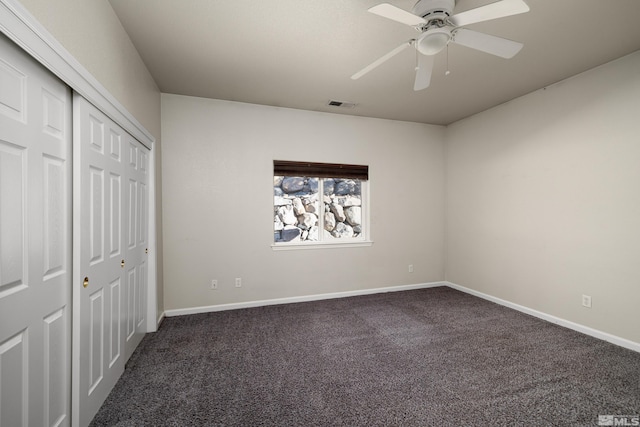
273,160 -> 368,180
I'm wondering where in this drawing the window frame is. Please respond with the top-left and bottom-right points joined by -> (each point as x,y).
272,161 -> 373,250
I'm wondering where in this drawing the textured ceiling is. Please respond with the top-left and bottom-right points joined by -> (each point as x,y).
109,0 -> 640,125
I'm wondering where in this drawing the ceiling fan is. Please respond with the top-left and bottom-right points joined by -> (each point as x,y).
351,0 -> 530,90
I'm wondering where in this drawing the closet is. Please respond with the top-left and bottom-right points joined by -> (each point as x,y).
0,32 -> 152,426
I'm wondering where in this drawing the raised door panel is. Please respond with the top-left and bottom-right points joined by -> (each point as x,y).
0,56 -> 26,123
0,330 -> 28,426
108,278 -> 121,367
109,173 -> 122,258
89,167 -> 105,266
43,156 -> 67,280
43,308 -> 68,427
0,142 -> 26,299
126,266 -> 136,341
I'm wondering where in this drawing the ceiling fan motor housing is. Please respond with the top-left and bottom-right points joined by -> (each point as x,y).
412,0 -> 455,19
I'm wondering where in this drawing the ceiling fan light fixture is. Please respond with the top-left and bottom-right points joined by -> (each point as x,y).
416,29 -> 450,55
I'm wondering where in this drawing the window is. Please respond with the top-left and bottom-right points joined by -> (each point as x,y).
273,161 -> 370,248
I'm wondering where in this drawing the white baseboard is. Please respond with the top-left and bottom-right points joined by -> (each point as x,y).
156,311 -> 165,328
162,279 -> 639,354
163,281 -> 446,317
445,281 -> 640,353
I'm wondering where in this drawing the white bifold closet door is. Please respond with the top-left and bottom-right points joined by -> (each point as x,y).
73,94 -> 149,426
0,33 -> 72,427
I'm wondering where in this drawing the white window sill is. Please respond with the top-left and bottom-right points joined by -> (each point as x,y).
271,240 -> 373,251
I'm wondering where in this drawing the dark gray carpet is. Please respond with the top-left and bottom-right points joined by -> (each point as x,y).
90,287 -> 640,426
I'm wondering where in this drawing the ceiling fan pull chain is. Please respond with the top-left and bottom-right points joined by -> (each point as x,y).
445,44 -> 451,76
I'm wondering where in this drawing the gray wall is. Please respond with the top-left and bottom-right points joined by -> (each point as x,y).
446,51 -> 640,344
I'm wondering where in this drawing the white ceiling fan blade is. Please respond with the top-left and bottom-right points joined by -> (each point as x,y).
351,41 -> 412,80
368,3 -> 426,27
414,53 -> 434,91
453,28 -> 523,58
450,0 -> 529,27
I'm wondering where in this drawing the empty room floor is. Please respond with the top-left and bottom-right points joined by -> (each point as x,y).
90,287 -> 640,426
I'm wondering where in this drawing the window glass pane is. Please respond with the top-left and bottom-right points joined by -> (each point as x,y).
323,178 -> 362,239
274,176 -> 319,242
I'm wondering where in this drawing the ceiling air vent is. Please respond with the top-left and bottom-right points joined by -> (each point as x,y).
327,100 -> 357,109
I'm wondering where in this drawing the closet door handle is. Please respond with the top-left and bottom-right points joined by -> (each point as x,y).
121,259 -> 125,268
83,277 -> 89,288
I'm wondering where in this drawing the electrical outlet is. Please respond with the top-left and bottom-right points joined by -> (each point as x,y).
582,294 -> 592,308
408,264 -> 414,273
235,278 -> 242,288
210,279 -> 217,290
